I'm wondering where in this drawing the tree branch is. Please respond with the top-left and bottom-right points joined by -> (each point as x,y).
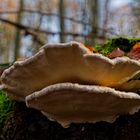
0,17 -> 88,37
0,17 -> 46,45
0,10 -> 18,14
0,10 -> 119,36
0,9 -> 90,26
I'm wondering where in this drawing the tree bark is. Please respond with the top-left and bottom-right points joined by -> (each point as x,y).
1,102 -> 140,140
59,0 -> 65,43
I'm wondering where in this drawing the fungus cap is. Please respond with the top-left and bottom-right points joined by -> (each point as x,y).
1,41 -> 140,101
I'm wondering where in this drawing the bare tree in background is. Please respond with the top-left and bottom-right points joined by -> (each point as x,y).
30,0 -> 45,53
132,0 -> 140,34
87,0 -> 98,43
102,0 -> 110,37
14,0 -> 24,61
59,0 -> 65,42
90,0 -> 98,33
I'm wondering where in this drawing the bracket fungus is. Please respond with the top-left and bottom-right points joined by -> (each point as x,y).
1,41 -> 140,127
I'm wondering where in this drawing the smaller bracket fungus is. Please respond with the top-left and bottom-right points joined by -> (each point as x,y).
26,83 -> 140,128
1,41 -> 140,127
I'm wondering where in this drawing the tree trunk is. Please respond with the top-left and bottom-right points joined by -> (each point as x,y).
59,0 -> 65,43
102,0 -> 110,37
14,0 -> 24,61
1,102 -> 140,140
31,0 -> 44,54
87,0 -> 98,44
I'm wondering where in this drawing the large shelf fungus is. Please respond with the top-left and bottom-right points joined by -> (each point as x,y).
1,41 -> 140,127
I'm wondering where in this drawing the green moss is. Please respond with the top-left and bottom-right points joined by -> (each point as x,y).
94,37 -> 140,55
0,90 -> 14,128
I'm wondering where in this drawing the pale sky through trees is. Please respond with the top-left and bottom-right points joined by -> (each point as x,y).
0,0 -> 139,62
110,0 -> 132,8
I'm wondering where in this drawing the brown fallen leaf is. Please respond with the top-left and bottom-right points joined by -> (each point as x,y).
128,43 -> 140,60
108,48 -> 125,59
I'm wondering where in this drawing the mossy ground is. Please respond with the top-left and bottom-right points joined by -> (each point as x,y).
94,37 -> 140,55
0,90 -> 14,128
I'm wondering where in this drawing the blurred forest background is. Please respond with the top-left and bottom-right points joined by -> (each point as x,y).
0,0 -> 140,63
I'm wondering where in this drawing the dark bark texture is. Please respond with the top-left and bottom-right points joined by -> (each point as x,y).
1,102 -> 140,140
